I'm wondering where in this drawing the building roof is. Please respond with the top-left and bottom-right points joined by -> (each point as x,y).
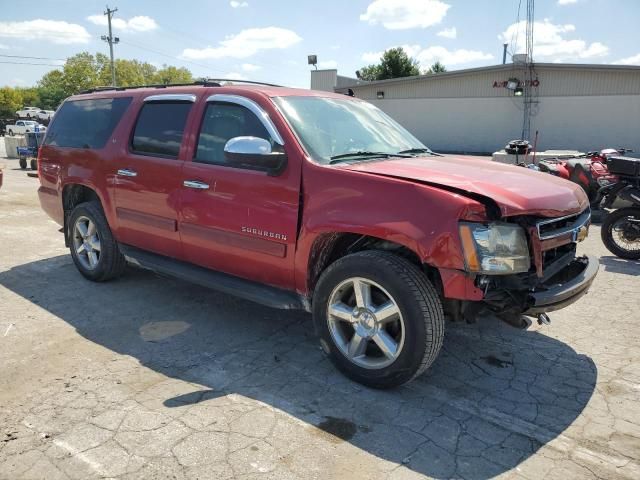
340,62 -> 640,89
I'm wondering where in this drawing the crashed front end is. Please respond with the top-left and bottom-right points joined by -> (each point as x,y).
454,207 -> 598,328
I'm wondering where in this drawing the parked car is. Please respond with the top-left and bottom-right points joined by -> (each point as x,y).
37,82 -> 598,388
36,110 -> 55,122
6,120 -> 46,136
15,106 -> 40,118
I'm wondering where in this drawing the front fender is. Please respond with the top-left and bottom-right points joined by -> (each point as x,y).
294,163 -> 487,293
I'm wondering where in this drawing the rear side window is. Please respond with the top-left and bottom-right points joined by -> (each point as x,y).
44,97 -> 131,149
131,102 -> 192,158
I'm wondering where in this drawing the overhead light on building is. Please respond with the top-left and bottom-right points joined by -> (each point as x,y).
514,87 -> 524,96
506,78 -> 520,91
377,91 -> 384,99
307,55 -> 318,70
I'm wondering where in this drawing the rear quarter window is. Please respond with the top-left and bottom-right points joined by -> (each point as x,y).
44,97 -> 132,149
130,102 -> 192,158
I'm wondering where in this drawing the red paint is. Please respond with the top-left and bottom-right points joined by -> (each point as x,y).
38,84 -> 588,303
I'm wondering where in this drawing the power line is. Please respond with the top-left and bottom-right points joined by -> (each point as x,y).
119,39 -> 227,74
0,60 -> 62,66
0,54 -> 66,61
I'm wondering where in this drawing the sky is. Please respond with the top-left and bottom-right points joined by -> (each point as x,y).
0,0 -> 639,89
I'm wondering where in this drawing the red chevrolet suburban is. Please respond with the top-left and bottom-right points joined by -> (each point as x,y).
38,81 -> 597,388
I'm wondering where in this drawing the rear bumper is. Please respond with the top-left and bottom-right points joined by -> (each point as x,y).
524,255 -> 598,314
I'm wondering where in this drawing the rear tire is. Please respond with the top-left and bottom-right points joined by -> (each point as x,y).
313,250 -> 444,389
601,207 -> 640,260
30,159 -> 37,170
19,157 -> 27,169
69,201 -> 126,281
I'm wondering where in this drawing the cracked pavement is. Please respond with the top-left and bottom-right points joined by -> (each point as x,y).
1,158 -> 639,480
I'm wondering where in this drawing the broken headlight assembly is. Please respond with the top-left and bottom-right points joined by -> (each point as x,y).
459,222 -> 530,275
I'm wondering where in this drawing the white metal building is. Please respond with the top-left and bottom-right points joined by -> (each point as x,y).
310,63 -> 640,154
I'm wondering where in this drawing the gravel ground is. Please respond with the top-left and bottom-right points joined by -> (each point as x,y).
0,149 -> 639,480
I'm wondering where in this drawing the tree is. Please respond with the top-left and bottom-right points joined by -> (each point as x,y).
426,61 -> 447,74
152,65 -> 193,85
0,52 -> 196,113
61,52 -> 100,96
0,87 -> 23,118
358,47 -> 420,81
37,70 -> 66,109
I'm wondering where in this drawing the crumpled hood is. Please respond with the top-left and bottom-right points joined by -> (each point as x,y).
342,155 -> 589,217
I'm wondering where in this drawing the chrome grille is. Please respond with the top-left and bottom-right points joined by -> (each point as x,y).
536,208 -> 591,241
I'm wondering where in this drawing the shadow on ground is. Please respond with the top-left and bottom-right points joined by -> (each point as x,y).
599,255 -> 640,276
0,256 -> 598,479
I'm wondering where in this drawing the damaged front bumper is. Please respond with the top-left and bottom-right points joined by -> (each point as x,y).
523,255 -> 598,314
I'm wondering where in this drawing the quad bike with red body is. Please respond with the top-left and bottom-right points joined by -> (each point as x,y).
537,148 -> 631,206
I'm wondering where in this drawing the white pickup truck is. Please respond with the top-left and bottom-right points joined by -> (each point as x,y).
15,106 -> 40,118
6,120 -> 47,136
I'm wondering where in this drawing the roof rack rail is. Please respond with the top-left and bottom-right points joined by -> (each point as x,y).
78,78 -> 281,95
202,78 -> 283,87
78,80 -> 222,95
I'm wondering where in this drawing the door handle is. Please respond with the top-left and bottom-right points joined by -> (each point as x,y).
183,180 -> 210,190
117,168 -> 137,177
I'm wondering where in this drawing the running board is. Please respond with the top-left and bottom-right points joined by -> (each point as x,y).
119,244 -> 309,311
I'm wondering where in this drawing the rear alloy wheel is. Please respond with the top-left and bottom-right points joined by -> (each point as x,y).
72,215 -> 102,271
69,201 -> 126,281
314,250 -> 444,389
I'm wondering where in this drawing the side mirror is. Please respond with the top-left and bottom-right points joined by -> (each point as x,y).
224,136 -> 287,175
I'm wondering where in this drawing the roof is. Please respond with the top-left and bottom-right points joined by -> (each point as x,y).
339,62 -> 640,89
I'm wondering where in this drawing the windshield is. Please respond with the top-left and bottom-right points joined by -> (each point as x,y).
274,96 -> 429,164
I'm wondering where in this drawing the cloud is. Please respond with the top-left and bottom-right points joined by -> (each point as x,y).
230,1 -> 249,7
500,19 -> 609,61
182,27 -> 302,60
87,14 -> 158,32
318,60 -> 338,69
360,0 -> 450,30
0,43 -> 8,50
558,0 -> 578,5
362,44 -> 493,67
241,63 -> 261,72
615,53 -> 640,65
0,20 -> 91,44
437,27 -> 457,39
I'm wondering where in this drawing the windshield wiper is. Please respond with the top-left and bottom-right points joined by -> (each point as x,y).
329,151 -> 411,164
397,148 -> 442,156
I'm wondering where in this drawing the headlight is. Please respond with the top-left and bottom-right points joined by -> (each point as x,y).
459,222 -> 530,274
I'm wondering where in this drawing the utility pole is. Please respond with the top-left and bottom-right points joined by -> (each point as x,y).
101,6 -> 119,86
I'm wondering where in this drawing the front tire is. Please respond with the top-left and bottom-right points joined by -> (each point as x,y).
69,201 -> 126,281
313,251 -> 444,389
602,207 -> 640,260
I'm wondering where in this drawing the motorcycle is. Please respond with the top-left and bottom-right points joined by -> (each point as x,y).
597,155 -> 640,259
537,148 -> 631,206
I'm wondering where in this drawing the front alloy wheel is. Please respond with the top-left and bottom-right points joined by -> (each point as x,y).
313,250 -> 444,389
327,277 -> 405,369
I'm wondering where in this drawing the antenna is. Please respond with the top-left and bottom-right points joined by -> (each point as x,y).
521,0 -> 536,141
